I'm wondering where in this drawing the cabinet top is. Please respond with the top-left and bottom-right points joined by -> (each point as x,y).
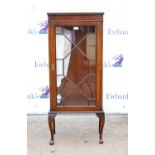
47,12 -> 104,22
47,12 -> 104,16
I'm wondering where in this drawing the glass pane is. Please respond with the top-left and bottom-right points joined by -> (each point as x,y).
56,26 -> 96,107
60,87 -> 88,107
86,34 -> 96,59
56,60 -> 63,75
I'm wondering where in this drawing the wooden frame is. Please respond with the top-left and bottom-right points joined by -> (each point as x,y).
47,13 -> 105,145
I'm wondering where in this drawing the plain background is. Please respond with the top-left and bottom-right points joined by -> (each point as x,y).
0,0 -> 155,155
26,1 -> 128,114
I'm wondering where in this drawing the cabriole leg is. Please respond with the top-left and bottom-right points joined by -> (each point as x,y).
96,112 -> 105,144
48,112 -> 57,145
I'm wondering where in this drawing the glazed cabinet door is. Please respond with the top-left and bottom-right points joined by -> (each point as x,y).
49,23 -> 102,111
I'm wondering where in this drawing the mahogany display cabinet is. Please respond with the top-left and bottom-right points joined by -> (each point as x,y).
47,12 -> 105,145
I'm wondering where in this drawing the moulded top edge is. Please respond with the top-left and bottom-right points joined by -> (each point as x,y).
47,12 -> 104,16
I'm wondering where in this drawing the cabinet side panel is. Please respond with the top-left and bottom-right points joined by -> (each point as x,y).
96,22 -> 103,110
100,22 -> 103,110
48,19 -> 57,111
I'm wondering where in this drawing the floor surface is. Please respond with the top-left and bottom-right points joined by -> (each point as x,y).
27,114 -> 128,155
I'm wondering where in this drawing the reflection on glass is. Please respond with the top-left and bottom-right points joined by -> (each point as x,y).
56,26 -> 96,107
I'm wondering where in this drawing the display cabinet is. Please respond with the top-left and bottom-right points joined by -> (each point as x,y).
47,13 -> 105,145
